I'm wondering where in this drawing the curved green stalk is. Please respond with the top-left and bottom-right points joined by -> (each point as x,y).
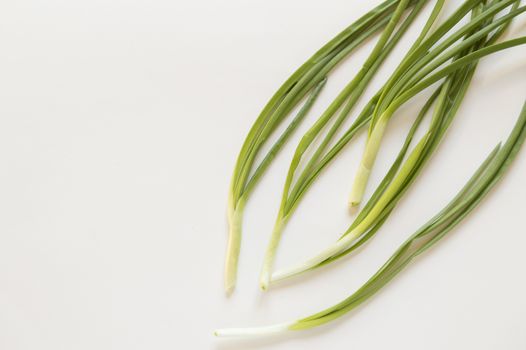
224,79 -> 326,294
350,0 -> 524,205
275,134 -> 430,281
215,100 -> 526,337
263,1 -> 482,287
258,0 -> 428,290
224,0 -> 426,293
270,2 -> 513,283
257,1 -> 451,287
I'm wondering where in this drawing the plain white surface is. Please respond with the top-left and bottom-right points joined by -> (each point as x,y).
0,0 -> 525,349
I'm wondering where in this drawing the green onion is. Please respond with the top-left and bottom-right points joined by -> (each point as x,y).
350,0 -> 526,206
259,0 -> 434,290
215,100 -> 526,337
260,0 -> 525,287
224,0 -> 430,294
224,78 -> 326,294
273,45 -> 525,283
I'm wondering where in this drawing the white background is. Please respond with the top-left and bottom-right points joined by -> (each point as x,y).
0,0 -> 525,349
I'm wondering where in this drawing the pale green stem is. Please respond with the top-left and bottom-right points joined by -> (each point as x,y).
349,115 -> 389,206
259,217 -> 286,290
224,199 -> 245,295
273,135 -> 428,283
272,238 -> 351,283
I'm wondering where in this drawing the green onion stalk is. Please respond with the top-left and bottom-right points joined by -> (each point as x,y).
224,0 -> 430,294
350,0 -> 526,206
259,0 -> 437,290
260,0 -> 525,288
215,99 -> 526,337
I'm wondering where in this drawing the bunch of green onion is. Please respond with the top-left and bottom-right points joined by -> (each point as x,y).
225,0 -> 433,293
219,0 -> 526,338
216,100 -> 526,337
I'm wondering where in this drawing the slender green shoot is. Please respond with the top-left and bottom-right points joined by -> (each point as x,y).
350,0 -> 525,206
224,0 -> 428,293
258,0 -> 435,290
262,0 -> 520,288
270,2 -> 523,284
215,100 -> 526,338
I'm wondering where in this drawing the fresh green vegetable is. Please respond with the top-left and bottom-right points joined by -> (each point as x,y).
350,0 -> 526,206
215,100 -> 526,337
259,0 -> 436,290
224,0 -> 430,294
261,0 -> 525,287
